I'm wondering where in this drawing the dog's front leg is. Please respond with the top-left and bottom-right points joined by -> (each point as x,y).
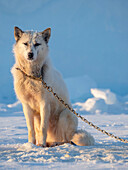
22,103 -> 35,144
39,101 -> 50,147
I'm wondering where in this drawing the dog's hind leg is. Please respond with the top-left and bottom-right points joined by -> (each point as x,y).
57,109 -> 94,146
57,108 -> 78,143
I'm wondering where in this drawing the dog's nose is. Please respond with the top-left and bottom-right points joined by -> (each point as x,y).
28,52 -> 34,60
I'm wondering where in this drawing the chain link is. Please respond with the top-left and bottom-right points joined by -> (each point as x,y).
16,67 -> 128,144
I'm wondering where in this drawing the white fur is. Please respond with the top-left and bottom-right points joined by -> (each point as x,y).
11,27 -> 95,147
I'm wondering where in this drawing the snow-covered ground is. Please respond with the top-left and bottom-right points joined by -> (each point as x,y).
0,0 -> 128,169
0,85 -> 128,169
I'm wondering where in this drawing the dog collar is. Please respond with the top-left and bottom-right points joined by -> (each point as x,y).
15,67 -> 42,81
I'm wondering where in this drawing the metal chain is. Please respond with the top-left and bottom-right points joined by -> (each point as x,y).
16,67 -> 128,144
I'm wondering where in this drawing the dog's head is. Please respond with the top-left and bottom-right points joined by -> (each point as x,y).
13,27 -> 51,63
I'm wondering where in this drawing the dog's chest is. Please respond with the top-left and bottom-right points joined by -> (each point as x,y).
16,77 -> 44,111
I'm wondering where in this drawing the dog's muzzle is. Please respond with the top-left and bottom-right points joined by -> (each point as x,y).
28,52 -> 34,60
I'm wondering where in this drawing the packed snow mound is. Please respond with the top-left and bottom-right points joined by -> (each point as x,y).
7,100 -> 21,108
74,88 -> 128,114
91,88 -> 117,105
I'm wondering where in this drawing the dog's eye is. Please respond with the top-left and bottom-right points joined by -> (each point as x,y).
34,43 -> 41,47
23,42 -> 28,46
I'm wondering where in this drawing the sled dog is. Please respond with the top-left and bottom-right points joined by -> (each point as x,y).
11,27 -> 94,147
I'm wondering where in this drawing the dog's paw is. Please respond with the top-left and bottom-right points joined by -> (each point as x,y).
49,143 -> 59,147
37,144 -> 46,148
46,142 -> 65,147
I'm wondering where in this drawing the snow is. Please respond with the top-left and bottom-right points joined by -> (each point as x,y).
0,87 -> 128,169
74,88 -> 128,115
0,0 -> 128,169
91,89 -> 117,105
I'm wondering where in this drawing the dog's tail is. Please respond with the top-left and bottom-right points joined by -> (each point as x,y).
71,130 -> 95,146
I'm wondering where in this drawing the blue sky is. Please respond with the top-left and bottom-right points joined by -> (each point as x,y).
0,0 -> 128,103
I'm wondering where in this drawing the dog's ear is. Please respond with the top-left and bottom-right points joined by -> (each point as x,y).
41,28 -> 51,43
14,27 -> 24,42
